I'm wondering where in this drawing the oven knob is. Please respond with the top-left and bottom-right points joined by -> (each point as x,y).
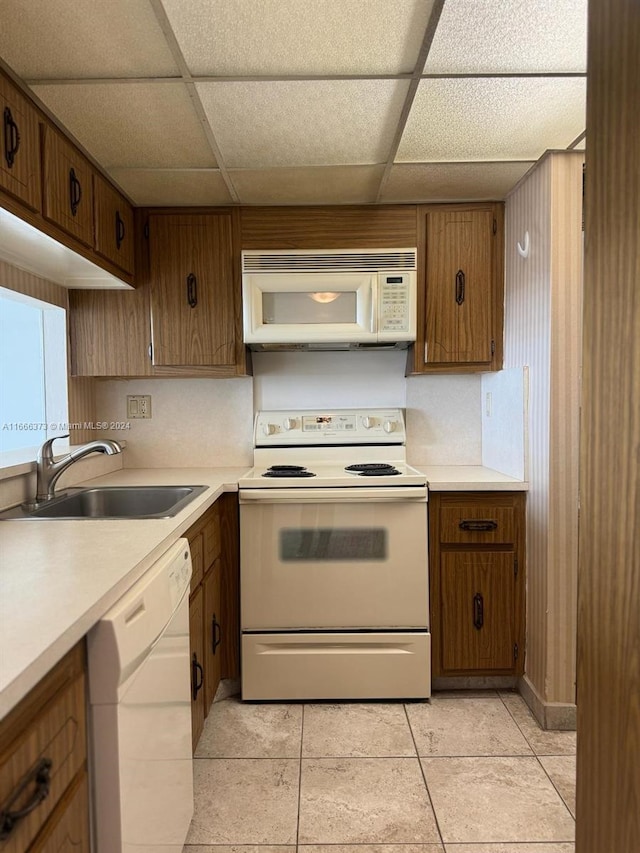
383,420 -> 397,433
262,423 -> 276,436
362,416 -> 374,429
283,418 -> 297,430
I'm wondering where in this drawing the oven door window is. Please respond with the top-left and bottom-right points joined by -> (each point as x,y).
281,528 -> 387,561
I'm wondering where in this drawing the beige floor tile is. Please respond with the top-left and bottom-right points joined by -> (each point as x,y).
421,756 -> 575,844
300,846 -> 445,853
186,759 -> 300,844
499,693 -> 577,756
184,848 -> 294,853
195,697 -> 302,758
539,755 -> 577,817
302,703 -> 416,757
407,696 -> 533,756
444,844 -> 575,852
299,758 -> 441,844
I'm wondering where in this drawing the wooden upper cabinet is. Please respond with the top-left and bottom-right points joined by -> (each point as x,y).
149,213 -> 236,367
409,203 -> 504,374
0,72 -> 41,211
41,124 -> 94,247
93,172 -> 134,274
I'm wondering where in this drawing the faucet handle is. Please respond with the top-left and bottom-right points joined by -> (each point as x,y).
38,434 -> 70,461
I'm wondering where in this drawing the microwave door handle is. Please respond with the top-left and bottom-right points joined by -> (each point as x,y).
371,274 -> 377,333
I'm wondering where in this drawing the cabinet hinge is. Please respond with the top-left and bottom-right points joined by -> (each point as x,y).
514,643 -> 519,661
493,217 -> 497,235
144,221 -> 149,239
148,342 -> 153,361
491,339 -> 496,356
514,557 -> 518,577
424,342 -> 428,363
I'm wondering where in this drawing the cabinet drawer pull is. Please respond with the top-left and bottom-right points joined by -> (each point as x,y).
186,272 -> 198,308
455,269 -> 466,305
115,210 -> 125,248
191,653 -> 203,700
473,593 -> 484,630
3,106 -> 21,168
459,519 -> 498,532
69,168 -> 82,216
0,757 -> 52,841
212,615 -> 221,654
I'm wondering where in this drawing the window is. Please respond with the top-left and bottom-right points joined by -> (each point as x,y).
0,287 -> 68,453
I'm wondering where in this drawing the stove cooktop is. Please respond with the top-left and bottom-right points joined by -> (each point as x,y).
239,460 -> 426,489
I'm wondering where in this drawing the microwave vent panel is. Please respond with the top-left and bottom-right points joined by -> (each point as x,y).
242,248 -> 417,273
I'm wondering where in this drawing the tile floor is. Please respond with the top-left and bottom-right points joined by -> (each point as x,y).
184,690 -> 576,853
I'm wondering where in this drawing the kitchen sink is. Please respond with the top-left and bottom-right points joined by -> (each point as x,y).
0,485 -> 209,520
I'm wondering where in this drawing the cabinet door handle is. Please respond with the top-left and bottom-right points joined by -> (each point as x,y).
3,106 -> 21,168
473,593 -> 484,630
186,272 -> 198,308
69,168 -> 82,216
212,615 -> 222,654
0,757 -> 52,841
115,210 -> 125,248
455,269 -> 465,305
191,652 -> 203,700
459,519 -> 498,532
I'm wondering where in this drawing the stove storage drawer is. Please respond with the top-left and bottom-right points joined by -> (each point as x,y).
242,632 -> 431,700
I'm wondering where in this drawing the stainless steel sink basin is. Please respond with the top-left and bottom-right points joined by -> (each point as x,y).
0,485 -> 209,520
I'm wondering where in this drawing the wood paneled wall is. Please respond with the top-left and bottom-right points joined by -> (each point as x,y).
576,0 -> 640,848
0,260 -> 96,441
504,151 -> 584,717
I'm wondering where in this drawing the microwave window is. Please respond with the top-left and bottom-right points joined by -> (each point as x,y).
262,292 -> 357,324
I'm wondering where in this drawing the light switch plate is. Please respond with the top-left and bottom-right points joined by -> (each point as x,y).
127,395 -> 152,419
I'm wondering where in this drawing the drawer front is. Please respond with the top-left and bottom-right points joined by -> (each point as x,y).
439,505 -> 515,544
42,125 -> 94,247
30,771 -> 89,853
0,674 -> 86,853
189,530 -> 204,592
0,75 -> 41,211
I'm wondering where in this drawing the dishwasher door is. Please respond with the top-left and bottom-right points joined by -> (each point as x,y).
87,538 -> 193,853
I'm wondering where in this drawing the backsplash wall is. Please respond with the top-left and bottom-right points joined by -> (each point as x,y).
95,354 -> 484,467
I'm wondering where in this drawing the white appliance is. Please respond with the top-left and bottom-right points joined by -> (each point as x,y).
242,248 -> 417,349
238,409 -> 430,701
87,539 -> 193,853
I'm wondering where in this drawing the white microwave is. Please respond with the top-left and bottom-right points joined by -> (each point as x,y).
241,248 -> 417,350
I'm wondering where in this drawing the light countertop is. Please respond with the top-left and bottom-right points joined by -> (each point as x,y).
0,463 -> 526,718
0,467 -> 248,718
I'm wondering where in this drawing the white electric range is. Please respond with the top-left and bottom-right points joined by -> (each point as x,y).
238,409 -> 431,701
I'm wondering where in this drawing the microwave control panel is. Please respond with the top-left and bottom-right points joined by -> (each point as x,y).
378,272 -> 414,336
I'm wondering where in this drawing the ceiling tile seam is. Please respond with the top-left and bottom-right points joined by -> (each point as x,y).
149,0 -> 240,204
375,0 -> 446,204
393,159 -> 538,166
420,72 -> 587,79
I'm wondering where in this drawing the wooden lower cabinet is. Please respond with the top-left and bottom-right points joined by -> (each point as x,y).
429,491 -> 525,677
0,642 -> 89,852
185,496 -> 240,752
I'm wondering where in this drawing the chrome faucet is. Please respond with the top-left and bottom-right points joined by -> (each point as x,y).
35,434 -> 122,502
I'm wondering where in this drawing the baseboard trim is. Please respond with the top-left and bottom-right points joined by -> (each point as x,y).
433,675 -> 518,691
519,674 -> 577,730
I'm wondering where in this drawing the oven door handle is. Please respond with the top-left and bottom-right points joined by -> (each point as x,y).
239,487 -> 427,502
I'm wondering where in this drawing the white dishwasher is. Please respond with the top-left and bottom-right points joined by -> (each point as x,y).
87,538 -> 193,853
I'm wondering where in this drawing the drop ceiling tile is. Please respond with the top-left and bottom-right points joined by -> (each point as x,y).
108,169 -> 233,206
381,162 -> 535,202
0,0 -> 178,78
397,77 -> 586,162
230,165 -> 385,204
197,80 -> 409,168
30,83 -> 216,169
163,0 -> 434,76
424,0 -> 587,73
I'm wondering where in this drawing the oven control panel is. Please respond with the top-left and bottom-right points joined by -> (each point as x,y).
254,409 -> 406,445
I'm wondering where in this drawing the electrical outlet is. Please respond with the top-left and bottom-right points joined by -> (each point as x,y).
127,395 -> 152,419
485,392 -> 492,417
